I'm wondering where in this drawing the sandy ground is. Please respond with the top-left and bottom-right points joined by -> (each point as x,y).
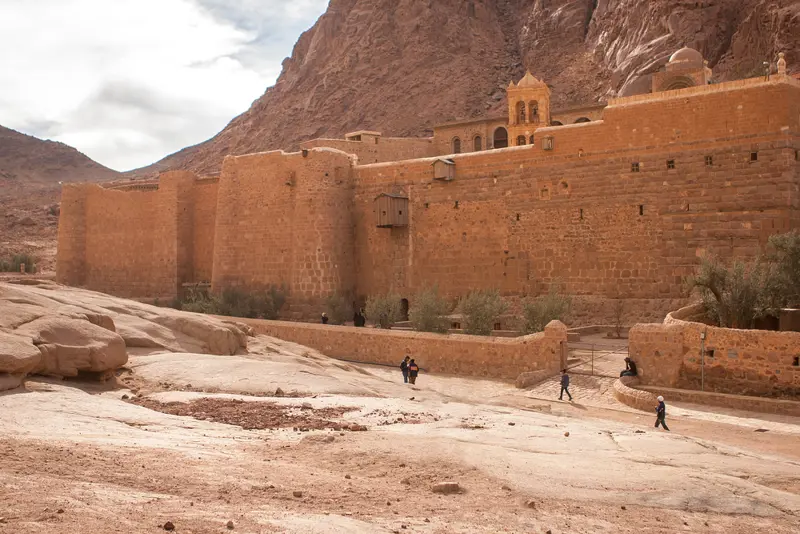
1,343 -> 799,534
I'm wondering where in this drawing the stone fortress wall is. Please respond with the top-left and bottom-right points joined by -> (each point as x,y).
57,52 -> 800,325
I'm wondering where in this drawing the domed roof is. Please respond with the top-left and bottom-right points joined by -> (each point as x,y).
668,47 -> 704,66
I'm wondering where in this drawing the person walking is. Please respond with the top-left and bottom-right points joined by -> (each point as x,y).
655,395 -> 670,431
408,359 -> 419,385
400,356 -> 410,384
321,312 -> 329,325
559,369 -> 573,401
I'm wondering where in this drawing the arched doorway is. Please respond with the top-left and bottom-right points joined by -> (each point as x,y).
400,298 -> 409,321
493,127 -> 508,149
473,135 -> 482,151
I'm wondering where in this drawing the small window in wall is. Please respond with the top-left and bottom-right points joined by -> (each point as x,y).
631,162 -> 640,172
516,101 -> 526,124
793,356 -> 799,366
705,155 -> 713,166
473,136 -> 482,151
667,159 -> 675,169
493,322 -> 502,331
639,205 -> 644,216
579,208 -> 584,220
750,151 -> 758,162
542,137 -> 554,151
453,137 -> 461,154
540,187 -> 550,200
517,135 -> 526,146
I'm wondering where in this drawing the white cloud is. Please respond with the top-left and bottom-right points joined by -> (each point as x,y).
0,0 -> 328,171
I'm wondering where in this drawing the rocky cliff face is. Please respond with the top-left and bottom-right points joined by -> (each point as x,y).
130,0 -> 800,177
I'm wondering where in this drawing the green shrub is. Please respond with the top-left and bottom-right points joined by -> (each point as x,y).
326,293 -> 353,325
687,255 -> 777,329
766,230 -> 800,308
0,253 -> 36,273
176,285 -> 287,319
521,286 -> 572,334
458,289 -> 508,336
216,286 -> 287,319
365,293 -> 402,329
408,286 -> 452,333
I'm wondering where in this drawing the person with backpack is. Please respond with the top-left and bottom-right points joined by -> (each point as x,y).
400,356 -> 410,383
408,359 -> 420,385
559,369 -> 573,401
655,395 -> 670,431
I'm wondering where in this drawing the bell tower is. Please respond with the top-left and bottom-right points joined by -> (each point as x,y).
507,71 -> 551,147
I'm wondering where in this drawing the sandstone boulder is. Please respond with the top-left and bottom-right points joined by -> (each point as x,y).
0,331 -> 42,375
0,373 -> 24,391
16,316 -> 127,377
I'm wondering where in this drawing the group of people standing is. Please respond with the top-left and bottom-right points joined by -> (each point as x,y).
320,309 -> 367,326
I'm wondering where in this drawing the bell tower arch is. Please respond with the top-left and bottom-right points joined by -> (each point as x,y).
507,72 -> 551,146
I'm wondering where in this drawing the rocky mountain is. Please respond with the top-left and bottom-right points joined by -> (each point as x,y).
130,0 -> 800,177
0,125 -> 120,206
0,125 -> 120,271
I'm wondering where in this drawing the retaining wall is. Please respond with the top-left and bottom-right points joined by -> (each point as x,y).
238,318 -> 568,380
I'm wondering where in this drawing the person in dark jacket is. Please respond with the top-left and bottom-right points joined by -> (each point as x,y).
620,357 -> 638,377
408,359 -> 419,385
400,356 -> 410,383
321,313 -> 329,325
559,369 -> 573,401
655,396 -> 670,431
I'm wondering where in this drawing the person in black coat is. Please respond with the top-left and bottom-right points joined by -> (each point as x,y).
620,357 -> 638,377
408,359 -> 419,385
655,396 -> 670,431
400,356 -> 410,383
559,369 -> 573,401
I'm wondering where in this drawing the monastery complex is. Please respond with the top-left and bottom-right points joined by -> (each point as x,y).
56,49 -> 800,324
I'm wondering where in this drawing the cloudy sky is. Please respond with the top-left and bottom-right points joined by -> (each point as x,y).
0,0 -> 328,171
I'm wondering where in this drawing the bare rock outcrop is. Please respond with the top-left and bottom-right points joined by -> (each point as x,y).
16,316 -> 127,377
0,280 -> 249,391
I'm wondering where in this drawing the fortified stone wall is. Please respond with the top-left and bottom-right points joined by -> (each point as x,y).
56,171 -> 215,299
629,304 -> 800,397
192,178 -> 218,283
239,318 -> 567,380
353,78 -> 800,324
211,148 -> 357,318
300,136 -> 436,165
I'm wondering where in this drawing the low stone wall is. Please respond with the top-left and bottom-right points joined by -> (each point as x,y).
237,318 -> 567,381
639,385 -> 800,417
612,377 -> 658,412
629,303 -> 800,397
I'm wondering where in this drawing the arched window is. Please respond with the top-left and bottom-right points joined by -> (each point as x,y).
529,135 -> 535,145
574,117 -> 591,123
452,137 -> 461,154
493,127 -> 508,149
517,135 -> 526,146
473,136 -> 482,151
516,101 -> 526,124
551,120 -> 563,126
529,101 -> 539,124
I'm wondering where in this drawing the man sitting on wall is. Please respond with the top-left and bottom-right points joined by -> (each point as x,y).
620,357 -> 637,377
